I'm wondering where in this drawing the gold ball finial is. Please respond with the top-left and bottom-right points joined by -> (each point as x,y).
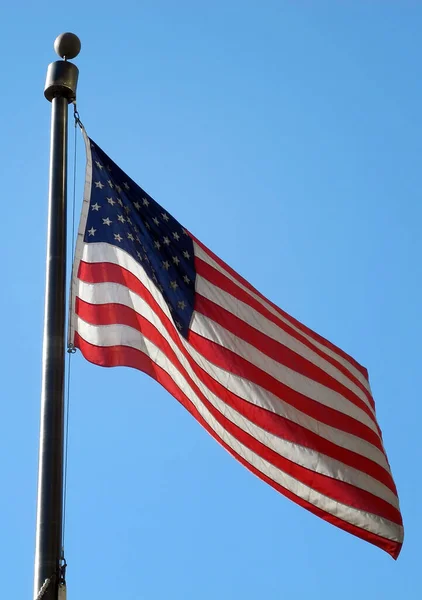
54,33 -> 81,60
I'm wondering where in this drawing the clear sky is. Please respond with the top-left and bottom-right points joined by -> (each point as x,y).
1,1 -> 420,598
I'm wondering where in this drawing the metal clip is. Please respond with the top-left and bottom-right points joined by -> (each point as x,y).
72,101 -> 84,129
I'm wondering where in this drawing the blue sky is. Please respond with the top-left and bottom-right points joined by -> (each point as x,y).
1,2 -> 420,598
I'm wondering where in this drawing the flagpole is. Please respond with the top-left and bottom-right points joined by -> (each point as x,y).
34,33 -> 80,600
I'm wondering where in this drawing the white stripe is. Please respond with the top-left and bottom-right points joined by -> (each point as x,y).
194,242 -> 372,395
191,309 -> 378,434
76,277 -> 398,508
77,243 -> 379,433
196,275 -> 376,416
75,315 -> 403,543
75,243 -> 392,473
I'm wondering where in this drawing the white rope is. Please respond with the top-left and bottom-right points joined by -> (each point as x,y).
35,577 -> 51,600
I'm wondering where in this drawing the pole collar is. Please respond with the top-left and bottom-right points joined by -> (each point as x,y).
44,60 -> 79,102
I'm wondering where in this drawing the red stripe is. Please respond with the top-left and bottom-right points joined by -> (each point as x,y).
75,292 -> 401,523
196,256 -> 377,417
76,293 -> 396,494
192,235 -> 369,380
74,332 -> 402,559
195,299 -> 396,494
196,294 -> 375,426
78,260 -> 384,452
188,327 -> 384,454
75,300 -> 401,524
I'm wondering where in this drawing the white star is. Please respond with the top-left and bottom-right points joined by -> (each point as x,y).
117,214 -> 125,223
126,217 -> 132,225
172,256 -> 180,265
170,280 -> 178,290
152,217 -> 160,226
127,233 -> 134,241
182,228 -> 189,236
137,251 -> 143,261
88,227 -> 96,236
107,180 -> 114,188
183,250 -> 190,259
178,300 -> 187,310
117,198 -> 123,206
114,233 -> 122,242
142,197 -> 149,206
124,205 -> 131,214
161,212 -> 169,222
183,275 -> 190,284
94,181 -> 104,189
106,165 -> 112,172
154,240 -> 161,250
176,321 -> 182,331
91,202 -> 101,211
162,260 -> 170,270
107,197 -> 115,206
135,236 -> 141,243
163,236 -> 170,246
115,185 -> 122,194
173,232 -> 180,241
102,217 -> 112,226
134,201 -> 140,210
123,182 -> 130,190
95,161 -> 103,170
145,222 -> 151,230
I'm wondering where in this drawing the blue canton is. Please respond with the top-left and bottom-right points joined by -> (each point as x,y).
84,138 -> 196,338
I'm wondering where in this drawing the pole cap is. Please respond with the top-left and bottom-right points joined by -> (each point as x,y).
45,33 -> 80,102
54,33 -> 81,60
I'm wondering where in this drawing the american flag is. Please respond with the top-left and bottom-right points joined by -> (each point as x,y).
70,132 -> 403,559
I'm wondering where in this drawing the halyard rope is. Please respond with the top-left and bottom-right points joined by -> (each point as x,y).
62,104 -> 82,564
35,577 -> 51,600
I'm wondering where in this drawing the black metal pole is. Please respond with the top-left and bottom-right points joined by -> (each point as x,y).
34,34 -> 80,600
